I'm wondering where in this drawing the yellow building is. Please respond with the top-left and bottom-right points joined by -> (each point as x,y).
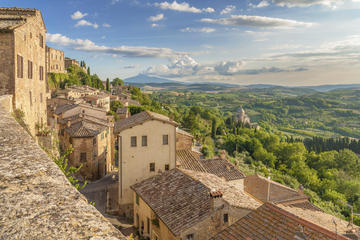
115,111 -> 178,216
131,168 -> 260,240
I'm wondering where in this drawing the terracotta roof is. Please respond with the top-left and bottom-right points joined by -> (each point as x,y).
54,104 -> 78,115
244,174 -> 309,204
116,107 -> 128,115
114,110 -> 178,133
176,128 -> 193,137
183,170 -> 260,210
65,120 -> 106,137
0,17 -> 26,30
210,203 -> 352,240
131,169 -> 212,236
59,113 -> 112,127
287,201 -> 323,212
176,150 -> 207,172
278,204 -> 360,236
199,158 -> 245,181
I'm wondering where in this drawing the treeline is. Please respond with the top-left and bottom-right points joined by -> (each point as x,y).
220,127 -> 360,224
302,137 -> 360,154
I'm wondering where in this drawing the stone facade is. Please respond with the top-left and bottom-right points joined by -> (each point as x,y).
0,8 -> 48,136
0,100 -> 125,239
46,46 -> 65,74
176,128 -> 193,150
65,57 -> 79,69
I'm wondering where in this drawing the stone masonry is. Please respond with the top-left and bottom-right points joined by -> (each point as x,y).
0,99 -> 126,239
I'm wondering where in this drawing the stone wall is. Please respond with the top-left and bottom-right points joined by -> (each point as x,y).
13,10 -> 48,135
0,32 -> 14,96
176,131 -> 193,150
0,103 -> 126,239
46,46 -> 66,74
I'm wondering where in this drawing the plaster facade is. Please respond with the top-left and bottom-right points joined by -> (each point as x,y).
118,119 -> 177,216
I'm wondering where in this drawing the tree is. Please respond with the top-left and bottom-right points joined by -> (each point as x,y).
51,145 -> 87,190
106,78 -> 110,91
112,77 -> 124,86
87,66 -> 90,75
110,100 -> 123,112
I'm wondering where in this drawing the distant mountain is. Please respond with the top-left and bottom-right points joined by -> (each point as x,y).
124,74 -> 181,84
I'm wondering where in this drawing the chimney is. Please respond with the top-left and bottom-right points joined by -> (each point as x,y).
267,176 -> 271,202
210,190 -> 223,210
298,184 -> 304,195
220,150 -> 227,160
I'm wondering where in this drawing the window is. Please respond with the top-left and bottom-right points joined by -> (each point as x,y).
39,66 -> 44,80
165,164 -> 169,171
69,138 -> 72,144
131,136 -> 137,147
104,146 -> 108,153
136,194 -> 139,205
29,91 -> 32,107
147,217 -> 150,234
163,134 -> 168,145
39,34 -> 44,48
93,151 -> 97,158
224,213 -> 229,223
27,60 -> 33,79
93,138 -> 97,145
150,163 -> 155,172
17,55 -> 23,78
101,132 -> 104,140
40,93 -> 43,103
60,129 -> 64,136
142,136 -> 147,146
80,152 -> 87,162
186,234 -> 194,240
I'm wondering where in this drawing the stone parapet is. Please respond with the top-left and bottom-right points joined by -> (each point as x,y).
0,105 -> 126,239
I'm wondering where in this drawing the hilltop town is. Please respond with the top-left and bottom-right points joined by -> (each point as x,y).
1,7 -> 360,240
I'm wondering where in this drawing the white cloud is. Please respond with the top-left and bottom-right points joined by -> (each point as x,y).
154,1 -> 215,13
71,11 -> 88,20
180,27 -> 216,33
148,14 -> 164,22
201,15 -> 313,29
144,56 -> 307,77
46,33 -> 186,58
75,20 -> 99,29
249,1 -> 270,8
103,23 -> 111,28
152,23 -> 160,28
272,0 -> 341,8
220,5 -> 236,15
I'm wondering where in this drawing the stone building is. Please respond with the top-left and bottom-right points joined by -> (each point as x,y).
60,114 -> 113,180
236,106 -> 250,125
176,128 -> 193,150
83,93 -> 110,111
116,107 -> 130,120
131,168 -> 260,240
211,202 -> 359,240
64,57 -> 79,69
45,46 -> 65,74
0,7 -> 48,136
50,103 -> 114,180
114,110 -> 178,216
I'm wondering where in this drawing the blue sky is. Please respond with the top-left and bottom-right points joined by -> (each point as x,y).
3,0 -> 360,86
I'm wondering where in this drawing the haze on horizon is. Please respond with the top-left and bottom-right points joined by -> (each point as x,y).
4,0 -> 360,86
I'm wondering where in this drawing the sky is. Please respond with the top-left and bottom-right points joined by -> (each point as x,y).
3,0 -> 360,86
